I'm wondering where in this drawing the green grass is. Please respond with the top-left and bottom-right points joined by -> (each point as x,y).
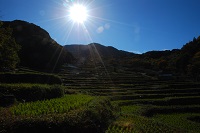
106,115 -> 183,133
10,94 -> 94,116
121,105 -> 145,115
153,113 -> 200,132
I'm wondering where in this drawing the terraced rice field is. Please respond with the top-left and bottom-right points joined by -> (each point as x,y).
60,65 -> 200,133
10,94 -> 94,116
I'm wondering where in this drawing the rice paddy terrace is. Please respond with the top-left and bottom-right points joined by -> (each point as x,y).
60,65 -> 200,133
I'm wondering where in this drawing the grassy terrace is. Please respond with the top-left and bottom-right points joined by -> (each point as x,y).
1,66 -> 200,132
59,65 -> 200,133
0,71 -> 116,133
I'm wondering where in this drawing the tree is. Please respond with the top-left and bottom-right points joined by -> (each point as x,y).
0,21 -> 20,71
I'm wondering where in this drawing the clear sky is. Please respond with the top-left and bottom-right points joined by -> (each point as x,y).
1,0 -> 200,53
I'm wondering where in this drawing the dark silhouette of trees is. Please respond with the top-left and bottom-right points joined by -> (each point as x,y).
0,21 -> 20,71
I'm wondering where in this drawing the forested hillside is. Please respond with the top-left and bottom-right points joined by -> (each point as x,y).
65,37 -> 200,80
134,37 -> 200,79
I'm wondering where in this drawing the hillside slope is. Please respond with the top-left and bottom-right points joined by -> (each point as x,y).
3,20 -> 74,72
64,43 -> 136,65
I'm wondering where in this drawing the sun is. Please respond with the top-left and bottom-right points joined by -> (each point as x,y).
69,4 -> 88,23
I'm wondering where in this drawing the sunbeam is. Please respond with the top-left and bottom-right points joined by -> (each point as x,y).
81,23 -> 115,86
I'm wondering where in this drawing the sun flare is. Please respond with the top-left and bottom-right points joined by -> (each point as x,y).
69,4 -> 88,23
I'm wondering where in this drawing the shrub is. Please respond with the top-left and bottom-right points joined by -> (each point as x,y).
85,97 -> 116,131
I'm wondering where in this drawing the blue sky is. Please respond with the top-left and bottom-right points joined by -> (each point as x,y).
1,0 -> 200,53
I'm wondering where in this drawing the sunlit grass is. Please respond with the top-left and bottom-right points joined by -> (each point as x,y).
10,94 -> 94,116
